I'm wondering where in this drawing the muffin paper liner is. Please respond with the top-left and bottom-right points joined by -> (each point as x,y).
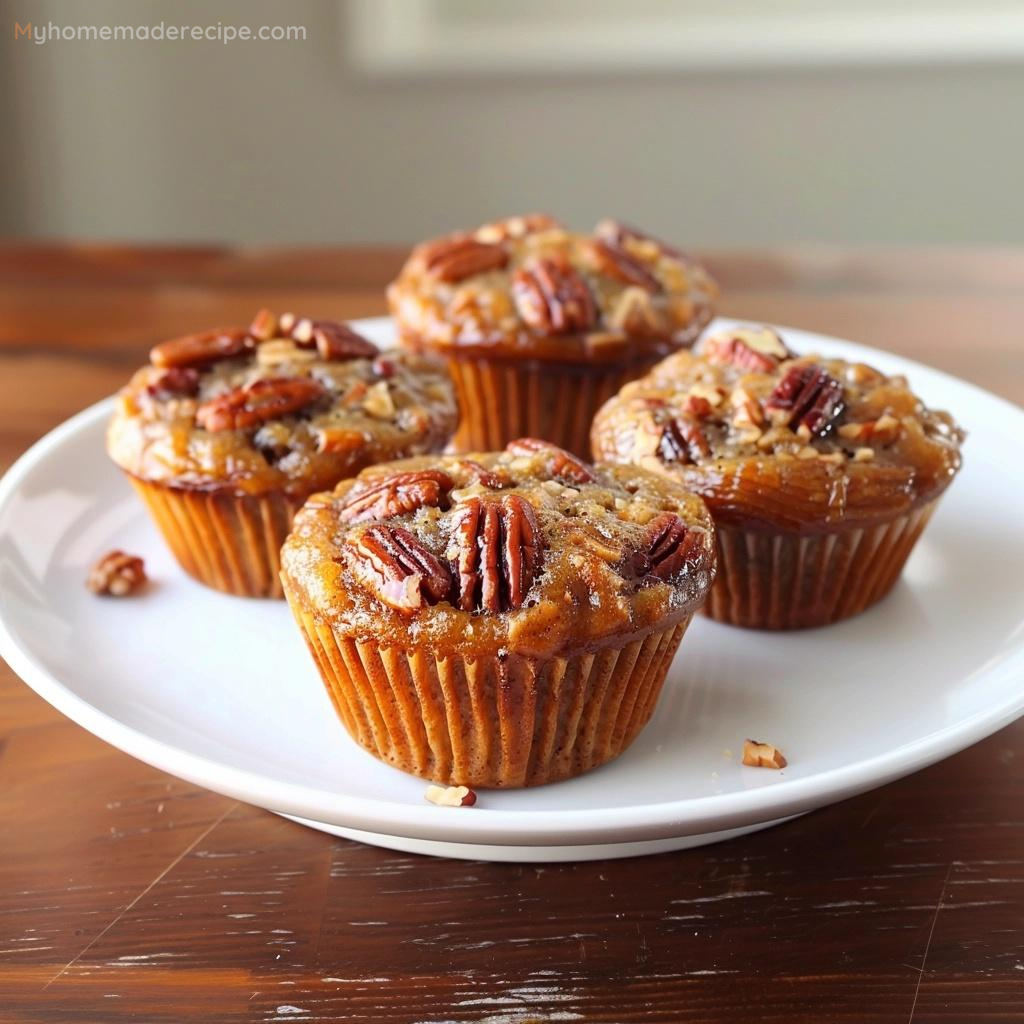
704,499 -> 938,630
128,476 -> 302,598
283,581 -> 693,787
444,355 -> 662,457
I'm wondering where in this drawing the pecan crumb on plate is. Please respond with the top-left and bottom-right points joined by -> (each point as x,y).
424,785 -> 478,807
87,550 -> 147,597
742,739 -> 787,769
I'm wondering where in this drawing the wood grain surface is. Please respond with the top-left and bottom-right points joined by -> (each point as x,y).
1,244 -> 1023,1024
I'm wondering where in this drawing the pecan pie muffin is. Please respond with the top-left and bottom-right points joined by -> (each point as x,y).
387,215 -> 718,456
281,439 -> 716,787
107,310 -> 458,597
591,326 -> 964,629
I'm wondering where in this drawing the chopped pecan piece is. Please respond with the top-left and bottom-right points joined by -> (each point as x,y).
625,513 -> 706,582
248,308 -> 279,341
456,459 -> 512,489
150,328 -> 252,369
594,219 -> 686,261
345,524 -> 452,612
196,377 -> 327,432
838,413 -> 901,445
512,257 -> 597,335
421,235 -> 509,282
424,784 -> 477,807
87,550 -> 147,597
658,419 -> 710,464
312,321 -> 379,361
474,213 -> 561,243
742,739 -> 787,769
586,239 -> 661,293
449,495 -> 544,613
505,438 -> 596,484
766,365 -> 845,436
146,367 -> 200,400
337,471 -> 454,524
705,328 -> 790,373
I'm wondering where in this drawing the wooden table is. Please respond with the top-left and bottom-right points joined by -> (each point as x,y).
2,244 -> 1023,1023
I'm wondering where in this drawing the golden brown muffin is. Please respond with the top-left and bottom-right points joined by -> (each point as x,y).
281,439 -> 716,787
591,326 -> 964,629
388,215 -> 718,456
108,310 -> 458,597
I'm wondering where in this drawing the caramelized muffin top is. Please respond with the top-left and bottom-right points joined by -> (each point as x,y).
107,311 -> 458,498
281,439 -> 715,658
387,215 -> 718,365
590,326 -> 964,532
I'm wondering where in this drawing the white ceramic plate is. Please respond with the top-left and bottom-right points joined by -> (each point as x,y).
2,318 -> 1023,863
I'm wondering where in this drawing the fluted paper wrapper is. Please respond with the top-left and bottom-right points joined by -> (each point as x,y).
705,500 -> 938,630
284,584 -> 693,787
128,476 -> 302,598
444,355 -> 662,457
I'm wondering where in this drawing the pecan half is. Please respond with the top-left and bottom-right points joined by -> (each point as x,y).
505,438 -> 596,484
705,328 -> 790,373
150,328 -> 252,369
595,219 -> 686,261
421,235 -> 509,282
624,513 -> 706,582
512,257 -> 597,335
586,239 -> 661,293
345,524 -> 452,612
87,550 -> 147,597
146,367 -> 200,399
449,495 -> 544,613
658,419 -> 710,464
337,471 -> 454,524
766,365 -> 845,436
196,377 -> 327,432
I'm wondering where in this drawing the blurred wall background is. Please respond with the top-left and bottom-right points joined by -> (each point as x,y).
2,0 -> 1023,246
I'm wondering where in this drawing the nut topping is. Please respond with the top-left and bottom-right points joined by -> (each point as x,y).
87,550 -> 147,597
658,419 -> 710,464
150,328 -> 252,369
512,257 -> 597,335
474,213 -> 561,243
742,739 -> 787,769
766,365 -> 845,436
337,471 -> 454,524
838,413 -> 901,445
424,784 -> 477,807
248,308 -> 279,341
505,438 -> 595,484
626,513 -> 706,582
586,239 -> 661,293
345,524 -> 453,613
449,494 -> 544,613
421,235 -> 509,282
594,219 -> 686,261
196,377 -> 327,432
456,459 -> 513,489
705,328 -> 790,373
311,321 -> 379,361
146,367 -> 200,399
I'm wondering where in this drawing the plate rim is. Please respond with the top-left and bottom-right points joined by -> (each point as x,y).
2,318 -> 1023,848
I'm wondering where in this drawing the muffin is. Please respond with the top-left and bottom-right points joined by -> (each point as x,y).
387,215 -> 717,456
281,439 -> 716,787
107,310 -> 458,598
591,326 -> 964,629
